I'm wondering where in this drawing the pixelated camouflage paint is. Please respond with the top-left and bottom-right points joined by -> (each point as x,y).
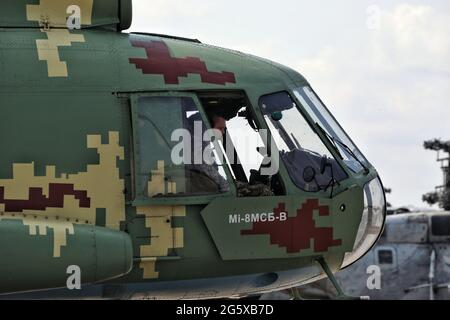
201,186 -> 364,261
129,40 -> 236,85
0,132 -> 125,257
241,200 -> 342,254
26,0 -> 94,77
137,160 -> 186,279
0,0 -> 379,296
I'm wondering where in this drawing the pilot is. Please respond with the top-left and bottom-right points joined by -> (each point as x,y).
210,114 -> 227,136
200,113 -> 229,192
186,111 -> 273,197
208,114 -> 274,197
186,112 -> 229,193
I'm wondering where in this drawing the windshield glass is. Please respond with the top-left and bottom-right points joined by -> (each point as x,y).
293,86 -> 369,173
259,92 -> 347,192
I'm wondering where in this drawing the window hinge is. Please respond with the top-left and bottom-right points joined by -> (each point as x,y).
41,15 -> 50,31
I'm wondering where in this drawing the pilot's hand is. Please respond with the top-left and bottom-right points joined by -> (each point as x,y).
236,181 -> 274,197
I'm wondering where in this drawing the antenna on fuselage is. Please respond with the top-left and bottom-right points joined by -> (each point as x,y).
423,139 -> 450,211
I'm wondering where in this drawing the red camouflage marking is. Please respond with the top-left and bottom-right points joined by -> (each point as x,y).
241,200 -> 342,253
129,40 -> 236,85
0,184 -> 91,212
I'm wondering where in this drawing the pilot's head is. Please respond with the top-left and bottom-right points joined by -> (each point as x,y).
211,115 -> 227,135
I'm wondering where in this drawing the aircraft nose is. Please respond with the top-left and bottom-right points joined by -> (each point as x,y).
341,177 -> 387,268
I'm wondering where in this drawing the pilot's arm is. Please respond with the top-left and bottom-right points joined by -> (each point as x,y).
195,163 -> 229,193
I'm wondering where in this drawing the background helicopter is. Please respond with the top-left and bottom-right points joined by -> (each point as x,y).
263,140 -> 450,300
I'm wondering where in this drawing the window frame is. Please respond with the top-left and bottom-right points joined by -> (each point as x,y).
293,86 -> 370,174
258,90 -> 349,193
431,215 -> 450,237
196,89 -> 287,194
129,91 -> 236,206
375,246 -> 397,266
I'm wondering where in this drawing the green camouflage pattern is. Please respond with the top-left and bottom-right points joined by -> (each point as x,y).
0,0 -> 383,297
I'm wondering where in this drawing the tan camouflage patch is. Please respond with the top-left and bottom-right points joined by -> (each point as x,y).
147,160 -> 179,197
138,206 -> 186,279
140,258 -> 158,280
35,29 -> 85,77
139,161 -> 186,279
24,218 -> 75,258
26,0 -> 94,77
0,214 -> 75,258
0,132 -> 125,231
27,0 -> 93,27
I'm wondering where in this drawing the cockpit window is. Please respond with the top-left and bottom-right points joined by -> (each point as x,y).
259,92 -> 348,193
293,86 -> 369,173
431,215 -> 450,236
199,91 -> 283,197
135,96 -> 229,198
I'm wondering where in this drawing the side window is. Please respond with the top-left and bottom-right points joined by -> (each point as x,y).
226,108 -> 266,181
133,96 -> 229,199
431,215 -> 450,236
376,247 -> 396,266
198,91 -> 284,197
377,249 -> 393,264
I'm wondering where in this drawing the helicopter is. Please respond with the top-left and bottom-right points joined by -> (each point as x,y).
263,141 -> 450,300
423,139 -> 450,212
263,210 -> 450,301
0,0 -> 386,299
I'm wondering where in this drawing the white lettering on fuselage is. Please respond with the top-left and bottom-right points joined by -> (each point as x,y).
229,212 -> 288,224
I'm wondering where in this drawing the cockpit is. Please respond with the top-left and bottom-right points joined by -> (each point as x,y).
259,91 -> 348,195
132,87 -> 386,268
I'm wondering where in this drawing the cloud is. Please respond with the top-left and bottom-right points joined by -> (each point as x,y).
295,3 -> 450,207
132,0 -> 211,20
128,1 -> 449,208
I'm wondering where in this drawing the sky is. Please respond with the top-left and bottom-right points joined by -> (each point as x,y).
129,0 -> 450,209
